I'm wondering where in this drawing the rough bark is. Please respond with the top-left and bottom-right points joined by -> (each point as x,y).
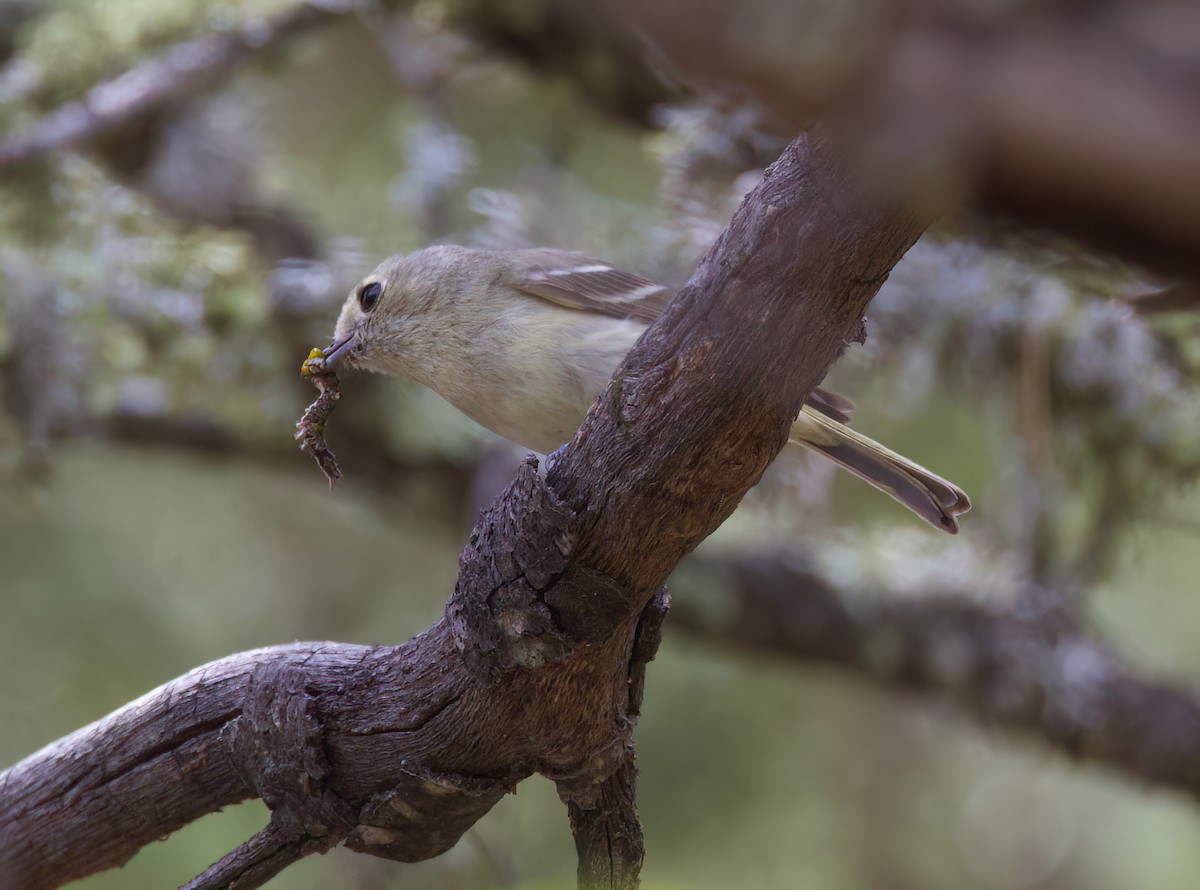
0,132 -> 927,888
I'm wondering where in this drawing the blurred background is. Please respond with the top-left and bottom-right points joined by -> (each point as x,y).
2,1 -> 1200,887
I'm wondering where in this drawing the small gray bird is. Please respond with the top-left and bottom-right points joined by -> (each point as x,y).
317,245 -> 971,532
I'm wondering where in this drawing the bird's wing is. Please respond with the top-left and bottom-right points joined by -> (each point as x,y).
517,256 -> 674,323
515,252 -> 854,424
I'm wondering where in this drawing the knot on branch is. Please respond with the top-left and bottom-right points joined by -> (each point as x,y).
224,659 -> 356,850
546,733 -> 635,803
448,457 -> 649,673
345,764 -> 511,862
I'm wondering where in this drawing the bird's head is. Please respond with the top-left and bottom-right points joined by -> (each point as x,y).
321,246 -> 477,379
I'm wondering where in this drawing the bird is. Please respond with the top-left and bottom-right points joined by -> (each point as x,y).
316,245 -> 970,532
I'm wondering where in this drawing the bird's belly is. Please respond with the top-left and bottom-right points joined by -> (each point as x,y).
487,391 -> 591,454
437,357 -> 605,454
434,312 -> 641,454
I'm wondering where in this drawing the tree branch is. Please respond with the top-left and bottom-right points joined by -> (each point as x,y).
10,0 -> 1196,279
598,0 -> 1200,278
557,589 -> 667,888
562,754 -> 644,890
0,132 -> 929,888
672,552 -> 1200,798
181,821 -> 322,890
57,405 -> 1200,808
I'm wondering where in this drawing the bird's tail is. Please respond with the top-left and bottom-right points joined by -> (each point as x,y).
790,406 -> 971,534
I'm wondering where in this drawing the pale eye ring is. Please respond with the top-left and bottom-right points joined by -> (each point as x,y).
359,282 -> 382,313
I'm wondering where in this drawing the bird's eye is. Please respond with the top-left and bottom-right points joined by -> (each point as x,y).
359,282 -> 382,313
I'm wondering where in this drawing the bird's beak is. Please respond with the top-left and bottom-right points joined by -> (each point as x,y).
321,332 -> 358,368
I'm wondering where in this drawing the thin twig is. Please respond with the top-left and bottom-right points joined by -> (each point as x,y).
182,823 -> 311,890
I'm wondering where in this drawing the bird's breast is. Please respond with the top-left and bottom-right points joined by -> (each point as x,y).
425,310 -> 643,454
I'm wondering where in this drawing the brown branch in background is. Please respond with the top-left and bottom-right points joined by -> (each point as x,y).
595,0 -> 1200,279
0,1 -> 38,68
671,553 -> 1200,799
8,0 -> 1198,277
94,406 -> 474,522
0,1 -> 346,263
0,0 -> 669,175
105,405 -> 472,508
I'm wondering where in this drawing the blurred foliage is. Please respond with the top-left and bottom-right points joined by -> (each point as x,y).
20,0 -> 299,100
2,1 -> 1200,888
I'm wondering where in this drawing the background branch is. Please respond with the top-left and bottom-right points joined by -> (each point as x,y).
0,1 -> 360,168
672,553 -> 1200,798
597,0 -> 1200,278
